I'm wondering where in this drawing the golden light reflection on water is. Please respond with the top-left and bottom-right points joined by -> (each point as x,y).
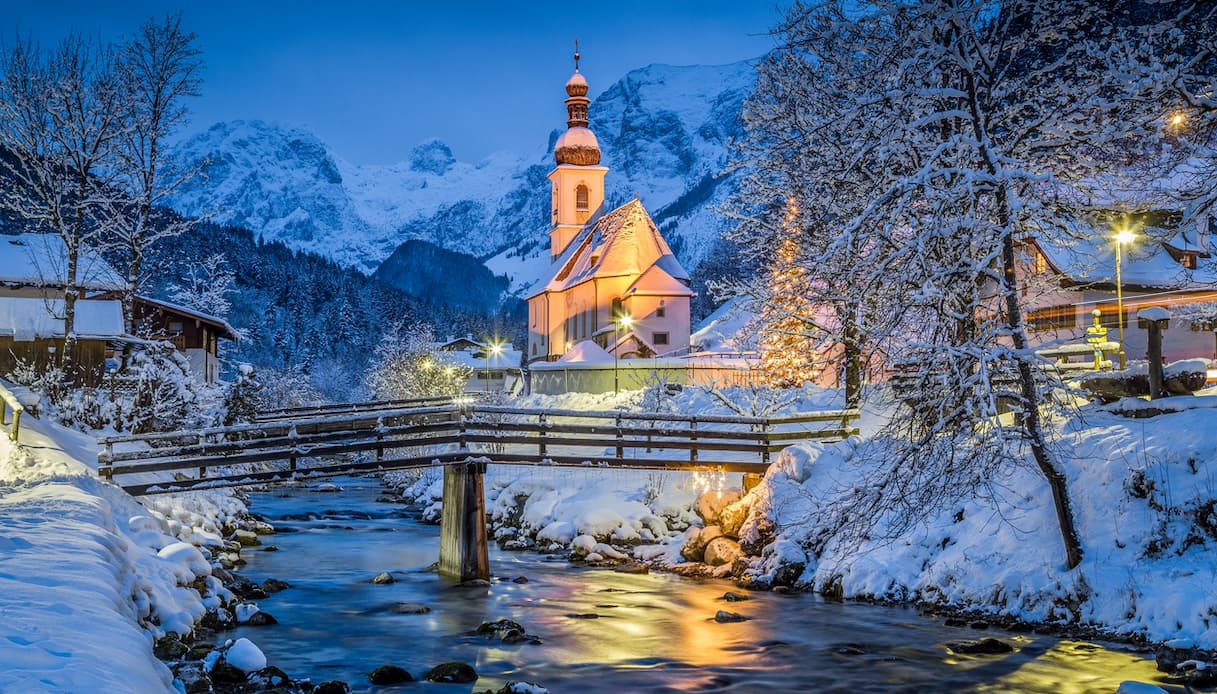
972,639 -> 1166,694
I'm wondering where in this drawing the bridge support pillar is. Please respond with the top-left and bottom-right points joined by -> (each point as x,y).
439,461 -> 489,582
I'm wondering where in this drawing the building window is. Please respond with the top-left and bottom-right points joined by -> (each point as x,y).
653,332 -> 670,346
656,305 -> 666,318
611,297 -> 623,321
1034,252 -> 1047,274
168,321 -> 183,333
1183,253 -> 1198,269
576,184 -> 589,211
1028,305 -> 1077,332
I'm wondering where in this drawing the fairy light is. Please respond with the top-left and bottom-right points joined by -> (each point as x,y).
760,196 -> 819,387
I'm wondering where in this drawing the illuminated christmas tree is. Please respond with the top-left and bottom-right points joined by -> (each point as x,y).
759,198 -> 820,387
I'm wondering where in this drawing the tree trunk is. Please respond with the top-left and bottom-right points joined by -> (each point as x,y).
1000,222 -> 1084,570
842,308 -> 862,408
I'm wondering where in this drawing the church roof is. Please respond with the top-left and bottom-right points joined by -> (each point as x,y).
526,199 -> 691,298
626,264 -> 696,297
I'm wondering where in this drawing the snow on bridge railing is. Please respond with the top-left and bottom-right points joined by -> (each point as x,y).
0,381 -> 23,441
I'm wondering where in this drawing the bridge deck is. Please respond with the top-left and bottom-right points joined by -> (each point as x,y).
98,403 -> 859,495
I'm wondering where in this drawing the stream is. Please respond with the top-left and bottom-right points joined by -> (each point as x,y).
229,476 -> 1168,693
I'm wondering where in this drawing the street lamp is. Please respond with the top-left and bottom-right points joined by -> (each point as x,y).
483,341 -> 504,393
1114,227 -> 1135,369
614,314 -> 633,393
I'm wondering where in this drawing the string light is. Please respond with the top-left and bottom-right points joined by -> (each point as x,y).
760,196 -> 819,387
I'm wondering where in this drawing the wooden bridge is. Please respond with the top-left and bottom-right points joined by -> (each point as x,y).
97,399 -> 858,581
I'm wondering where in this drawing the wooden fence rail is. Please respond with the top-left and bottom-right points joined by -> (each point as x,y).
98,404 -> 859,495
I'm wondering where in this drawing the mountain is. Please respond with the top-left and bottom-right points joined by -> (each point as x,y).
169,60 -> 757,299
373,239 -> 511,313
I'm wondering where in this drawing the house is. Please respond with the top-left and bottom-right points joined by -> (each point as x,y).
525,52 -> 695,364
1022,210 -> 1217,364
0,234 -> 130,383
0,233 -> 237,384
432,337 -> 523,394
125,296 -> 239,384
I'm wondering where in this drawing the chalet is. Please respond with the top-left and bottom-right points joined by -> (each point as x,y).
125,296 -> 239,384
1022,210 -> 1217,364
0,234 -> 129,382
525,52 -> 695,364
0,233 -> 237,384
433,337 -> 523,394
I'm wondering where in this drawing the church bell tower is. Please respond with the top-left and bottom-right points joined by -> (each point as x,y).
549,43 -> 608,259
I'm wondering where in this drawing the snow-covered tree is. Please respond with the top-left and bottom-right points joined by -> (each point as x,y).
111,14 -> 204,333
0,35 -> 123,380
737,0 -> 1199,569
364,322 -> 471,400
170,252 -> 234,319
222,363 -> 262,426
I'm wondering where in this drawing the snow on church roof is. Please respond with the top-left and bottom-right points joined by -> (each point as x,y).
526,199 -> 691,298
0,234 -> 126,291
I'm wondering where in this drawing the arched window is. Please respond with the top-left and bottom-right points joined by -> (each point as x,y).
576,184 -> 590,211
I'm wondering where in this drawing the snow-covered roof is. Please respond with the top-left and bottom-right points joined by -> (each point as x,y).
625,265 -> 696,297
557,340 -> 614,364
441,349 -> 523,371
554,127 -> 599,151
135,295 -> 239,341
1035,213 -> 1217,290
0,234 -> 126,291
0,298 -> 125,340
527,199 -> 691,298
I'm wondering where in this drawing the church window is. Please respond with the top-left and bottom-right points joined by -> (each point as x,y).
653,332 -> 670,346
576,184 -> 590,211
611,297 -> 624,321
656,302 -> 666,318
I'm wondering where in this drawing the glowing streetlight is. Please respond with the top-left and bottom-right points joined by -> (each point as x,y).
483,341 -> 504,393
614,313 -> 633,393
1170,112 -> 1186,128
1114,227 -> 1135,369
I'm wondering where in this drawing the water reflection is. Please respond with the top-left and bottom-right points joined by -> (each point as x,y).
231,478 -> 1166,693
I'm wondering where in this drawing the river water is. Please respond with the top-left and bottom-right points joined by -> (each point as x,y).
230,476 -> 1168,693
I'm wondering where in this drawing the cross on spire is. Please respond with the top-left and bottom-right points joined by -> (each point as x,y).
574,39 -> 580,72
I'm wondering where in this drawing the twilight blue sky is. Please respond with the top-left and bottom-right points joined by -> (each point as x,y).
4,1 -> 784,164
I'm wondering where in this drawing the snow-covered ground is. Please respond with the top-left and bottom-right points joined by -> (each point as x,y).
0,412 -> 242,693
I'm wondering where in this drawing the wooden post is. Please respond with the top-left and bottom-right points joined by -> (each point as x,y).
690,416 -> 698,463
375,416 -> 385,462
538,413 -> 547,458
438,461 -> 490,582
615,414 -> 624,460
761,420 -> 771,465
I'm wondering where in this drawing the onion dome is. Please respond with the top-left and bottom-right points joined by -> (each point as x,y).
554,43 -> 601,166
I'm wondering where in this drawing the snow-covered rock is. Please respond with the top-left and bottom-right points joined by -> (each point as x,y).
221,638 -> 266,674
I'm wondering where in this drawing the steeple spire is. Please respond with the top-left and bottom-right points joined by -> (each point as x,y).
554,43 -> 598,165
574,39 -> 580,72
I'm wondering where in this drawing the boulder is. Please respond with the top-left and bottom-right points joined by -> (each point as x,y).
248,666 -> 292,689
172,662 -> 211,694
723,591 -> 751,602
390,602 -> 432,614
680,525 -> 723,563
261,578 -> 291,593
1155,640 -> 1210,673
372,571 -> 395,585
424,661 -> 478,684
694,488 -> 744,526
613,561 -> 649,574
314,681 -> 351,694
369,664 -> 413,685
497,683 -> 550,694
232,529 -> 260,547
714,610 -> 749,623
209,660 -> 247,684
948,638 -> 1014,655
704,537 -> 744,567
718,498 -> 752,539
154,634 -> 190,660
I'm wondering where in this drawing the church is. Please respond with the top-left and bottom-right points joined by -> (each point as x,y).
526,53 -> 694,364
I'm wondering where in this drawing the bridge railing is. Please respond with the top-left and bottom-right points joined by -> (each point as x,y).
97,404 -> 859,495
0,381 -> 24,442
253,395 -> 481,422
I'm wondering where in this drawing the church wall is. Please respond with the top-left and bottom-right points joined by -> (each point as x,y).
622,293 -> 691,356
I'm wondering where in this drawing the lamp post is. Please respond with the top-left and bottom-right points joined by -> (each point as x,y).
1114,227 -> 1135,369
614,314 -> 633,393
484,341 -> 503,393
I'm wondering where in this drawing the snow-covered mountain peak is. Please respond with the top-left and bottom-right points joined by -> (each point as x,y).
169,59 -> 760,285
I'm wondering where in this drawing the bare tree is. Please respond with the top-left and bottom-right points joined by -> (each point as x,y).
0,35 -> 123,380
112,13 -> 203,333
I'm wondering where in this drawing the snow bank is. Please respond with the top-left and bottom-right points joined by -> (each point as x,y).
732,406 -> 1217,648
0,414 -> 232,693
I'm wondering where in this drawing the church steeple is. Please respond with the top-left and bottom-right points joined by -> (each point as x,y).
548,43 -> 609,258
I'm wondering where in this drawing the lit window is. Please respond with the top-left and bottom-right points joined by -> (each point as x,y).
576,184 -> 589,211
1183,253 -> 1198,270
1034,252 -> 1047,274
